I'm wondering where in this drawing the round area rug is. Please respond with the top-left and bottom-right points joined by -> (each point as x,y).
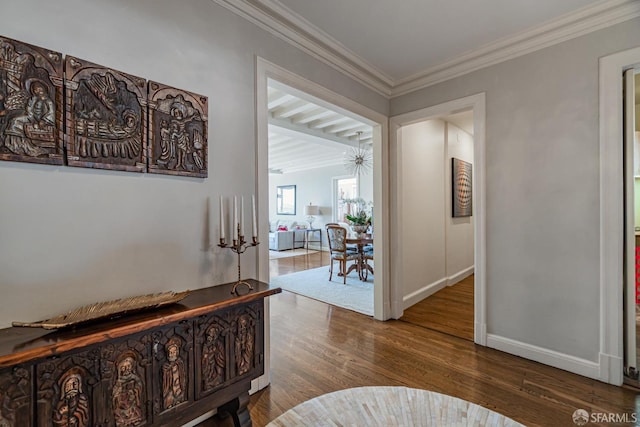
266,386 -> 524,427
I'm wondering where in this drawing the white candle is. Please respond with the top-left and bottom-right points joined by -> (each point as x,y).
233,196 -> 238,241
252,195 -> 257,238
219,196 -> 225,240
240,196 -> 245,237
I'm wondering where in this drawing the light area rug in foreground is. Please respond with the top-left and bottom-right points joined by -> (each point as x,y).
267,386 -> 524,427
269,266 -> 373,316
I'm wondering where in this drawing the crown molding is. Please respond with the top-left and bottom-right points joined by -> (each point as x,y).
213,0 -> 640,100
212,0 -> 393,97
391,0 -> 640,97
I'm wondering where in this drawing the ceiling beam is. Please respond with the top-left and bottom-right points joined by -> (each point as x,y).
271,99 -> 316,119
268,118 -> 359,149
267,92 -> 296,109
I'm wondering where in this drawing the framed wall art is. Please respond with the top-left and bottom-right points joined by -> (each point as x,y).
452,157 -> 472,217
0,36 -> 64,165
65,56 -> 147,172
147,81 -> 208,178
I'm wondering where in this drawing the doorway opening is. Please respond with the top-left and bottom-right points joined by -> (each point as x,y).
398,111 -> 476,341
389,93 -> 486,346
255,58 -> 388,321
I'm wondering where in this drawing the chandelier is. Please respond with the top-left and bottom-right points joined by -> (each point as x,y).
344,131 -> 373,176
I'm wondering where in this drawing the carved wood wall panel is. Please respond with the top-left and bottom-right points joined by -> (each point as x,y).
0,365 -> 32,427
65,56 -> 147,172
147,81 -> 208,178
0,36 -> 64,165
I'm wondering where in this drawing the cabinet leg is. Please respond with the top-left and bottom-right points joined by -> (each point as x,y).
218,393 -> 252,427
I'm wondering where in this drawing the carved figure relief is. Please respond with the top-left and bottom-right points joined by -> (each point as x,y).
0,367 -> 30,427
234,314 -> 255,376
53,370 -> 90,427
0,36 -> 63,165
148,81 -> 207,177
112,353 -> 144,427
65,56 -> 146,172
161,337 -> 187,410
202,323 -> 225,391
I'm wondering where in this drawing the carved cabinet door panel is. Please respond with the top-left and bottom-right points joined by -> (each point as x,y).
228,302 -> 264,382
99,335 -> 153,427
36,347 -> 101,427
194,312 -> 230,400
0,364 -> 32,426
150,320 -> 193,423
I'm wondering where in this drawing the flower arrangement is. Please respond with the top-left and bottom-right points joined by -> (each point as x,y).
344,198 -> 372,226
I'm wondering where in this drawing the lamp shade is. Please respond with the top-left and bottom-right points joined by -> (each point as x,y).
304,204 -> 319,215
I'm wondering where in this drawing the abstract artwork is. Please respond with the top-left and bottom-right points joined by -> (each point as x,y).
452,157 -> 472,217
0,36 -> 64,165
148,81 -> 207,177
65,56 -> 147,172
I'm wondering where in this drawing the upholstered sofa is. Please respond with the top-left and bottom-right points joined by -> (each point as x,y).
269,220 -> 309,251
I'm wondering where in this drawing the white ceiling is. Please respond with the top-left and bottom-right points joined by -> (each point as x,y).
275,0 -> 602,82
249,0 -> 634,173
215,0 -> 640,96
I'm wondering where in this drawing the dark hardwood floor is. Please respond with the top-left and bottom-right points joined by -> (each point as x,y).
400,274 -> 474,341
203,287 -> 638,427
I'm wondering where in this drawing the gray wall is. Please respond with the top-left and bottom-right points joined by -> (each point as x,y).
391,18 -> 640,362
0,0 -> 386,328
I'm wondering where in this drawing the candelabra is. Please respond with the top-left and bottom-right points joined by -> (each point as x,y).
218,225 -> 259,295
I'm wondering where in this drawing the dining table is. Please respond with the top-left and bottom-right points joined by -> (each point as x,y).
346,235 -> 373,281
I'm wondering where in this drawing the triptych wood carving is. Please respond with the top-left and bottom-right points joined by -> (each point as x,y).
0,35 -> 208,178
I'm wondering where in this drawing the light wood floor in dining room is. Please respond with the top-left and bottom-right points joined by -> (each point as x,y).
204,253 -> 638,426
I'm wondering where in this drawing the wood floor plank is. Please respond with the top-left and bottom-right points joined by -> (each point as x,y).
400,275 -> 474,341
202,265 -> 637,427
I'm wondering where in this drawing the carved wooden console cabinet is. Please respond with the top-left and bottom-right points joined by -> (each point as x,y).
0,280 -> 280,427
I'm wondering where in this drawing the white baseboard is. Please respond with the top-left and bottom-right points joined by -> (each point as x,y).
599,352 -> 623,385
403,266 -> 475,310
403,278 -> 448,309
447,265 -> 474,286
486,334 -> 600,380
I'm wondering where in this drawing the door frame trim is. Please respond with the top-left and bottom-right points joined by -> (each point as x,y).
599,45 -> 640,385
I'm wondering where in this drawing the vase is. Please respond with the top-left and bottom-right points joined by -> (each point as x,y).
351,225 -> 369,237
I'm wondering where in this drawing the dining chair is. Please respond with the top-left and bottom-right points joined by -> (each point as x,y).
362,246 -> 374,281
326,225 -> 359,284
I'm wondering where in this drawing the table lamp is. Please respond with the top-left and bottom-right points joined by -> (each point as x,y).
304,203 -> 319,228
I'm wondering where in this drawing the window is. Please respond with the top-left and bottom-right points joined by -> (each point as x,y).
276,185 -> 296,215
333,177 -> 357,222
